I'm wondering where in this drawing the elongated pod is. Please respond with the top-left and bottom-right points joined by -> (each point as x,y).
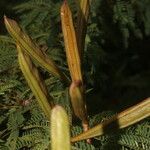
61,1 -> 82,82
17,44 -> 54,119
61,1 -> 88,127
4,16 -> 68,84
71,98 -> 150,142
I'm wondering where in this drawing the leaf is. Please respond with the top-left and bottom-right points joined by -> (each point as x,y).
51,105 -> 71,150
17,44 -> 54,119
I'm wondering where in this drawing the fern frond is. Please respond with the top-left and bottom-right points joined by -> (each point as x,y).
95,119 -> 150,150
0,80 -> 21,95
14,0 -> 60,30
0,35 -> 16,71
9,103 -> 49,149
16,128 -> 49,150
5,110 -> 25,150
113,0 -> 143,48
118,133 -> 150,149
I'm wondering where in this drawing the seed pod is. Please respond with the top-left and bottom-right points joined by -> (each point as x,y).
61,1 -> 88,129
71,98 -> 150,142
76,0 -> 90,58
51,105 -> 71,150
69,80 -> 87,123
4,16 -> 68,84
61,1 -> 82,82
17,44 -> 54,119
